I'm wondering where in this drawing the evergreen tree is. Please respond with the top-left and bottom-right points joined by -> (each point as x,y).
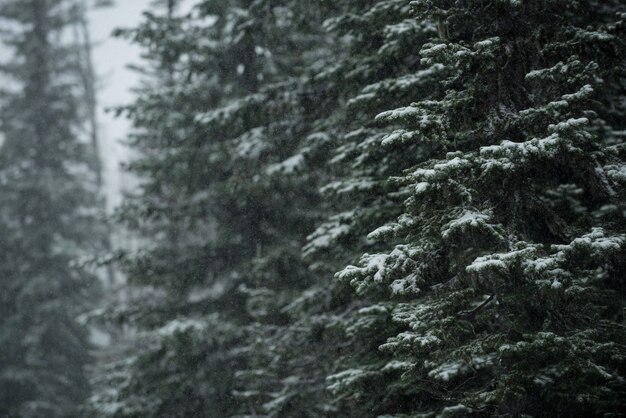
336,0 -> 626,416
0,0 -> 103,416
87,0 -> 626,417
292,1 -> 450,415
89,1 -> 333,416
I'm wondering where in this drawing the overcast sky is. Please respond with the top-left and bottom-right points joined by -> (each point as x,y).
89,0 -> 153,211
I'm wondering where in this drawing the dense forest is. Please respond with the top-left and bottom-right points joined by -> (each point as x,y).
0,0 -> 625,417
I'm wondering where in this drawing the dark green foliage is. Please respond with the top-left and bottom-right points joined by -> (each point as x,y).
335,1 -> 626,416
92,0 -> 626,417
90,1 -> 338,416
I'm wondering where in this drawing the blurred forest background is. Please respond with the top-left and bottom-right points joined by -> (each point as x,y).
0,0 -> 625,417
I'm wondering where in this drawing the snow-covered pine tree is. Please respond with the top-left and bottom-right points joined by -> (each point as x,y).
220,2 -> 343,416
89,1 -> 336,416
0,0 -> 104,416
305,0 -> 443,267
336,0 -> 626,416
297,1 -> 450,415
86,1 -> 243,415
235,1 -> 450,415
210,1 -> 422,415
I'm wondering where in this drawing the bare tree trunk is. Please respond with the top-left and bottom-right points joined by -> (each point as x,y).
72,0 -> 117,287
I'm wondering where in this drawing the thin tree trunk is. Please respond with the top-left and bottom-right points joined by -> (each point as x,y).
73,0 -> 117,287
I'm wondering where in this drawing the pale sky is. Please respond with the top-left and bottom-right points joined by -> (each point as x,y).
88,0 -> 153,211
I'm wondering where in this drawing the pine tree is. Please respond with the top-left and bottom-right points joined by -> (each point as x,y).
336,0 -> 626,416
88,1 -> 333,416
222,2 -> 343,415
86,1 -> 226,415
86,0 -> 626,416
0,0 -> 104,416
290,1 -> 451,415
